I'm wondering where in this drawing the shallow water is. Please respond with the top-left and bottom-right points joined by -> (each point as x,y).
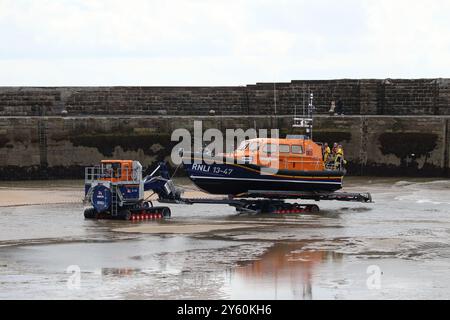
0,177 -> 449,299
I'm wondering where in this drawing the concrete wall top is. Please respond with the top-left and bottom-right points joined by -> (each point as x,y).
1,78 -> 449,116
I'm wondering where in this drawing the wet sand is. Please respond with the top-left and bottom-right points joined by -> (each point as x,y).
0,177 -> 450,299
114,223 -> 267,234
0,179 -> 210,207
0,187 -> 82,207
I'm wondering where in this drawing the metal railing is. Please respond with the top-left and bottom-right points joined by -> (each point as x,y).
85,166 -> 141,184
324,158 -> 345,171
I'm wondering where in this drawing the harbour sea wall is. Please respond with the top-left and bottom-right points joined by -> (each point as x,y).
1,79 -> 450,117
0,78 -> 449,179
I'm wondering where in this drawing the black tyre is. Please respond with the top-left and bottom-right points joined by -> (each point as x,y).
119,209 -> 132,221
161,207 -> 171,218
308,205 -> 320,213
84,208 -> 97,219
143,201 -> 153,209
264,204 -> 277,214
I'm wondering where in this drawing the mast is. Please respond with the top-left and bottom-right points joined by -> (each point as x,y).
292,90 -> 314,140
306,92 -> 314,139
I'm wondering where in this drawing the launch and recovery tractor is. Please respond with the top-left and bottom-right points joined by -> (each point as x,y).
83,160 -> 372,220
83,160 -> 178,221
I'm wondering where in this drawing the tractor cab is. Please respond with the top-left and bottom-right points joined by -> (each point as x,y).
85,160 -> 143,188
100,160 -> 135,182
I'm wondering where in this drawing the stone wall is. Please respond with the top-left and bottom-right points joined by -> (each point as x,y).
1,79 -> 449,179
1,78 -> 449,117
0,115 -> 448,179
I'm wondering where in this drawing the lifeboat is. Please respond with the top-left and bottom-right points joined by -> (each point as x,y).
182,136 -> 345,195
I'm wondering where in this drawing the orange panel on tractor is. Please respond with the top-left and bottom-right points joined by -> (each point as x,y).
100,160 -> 134,182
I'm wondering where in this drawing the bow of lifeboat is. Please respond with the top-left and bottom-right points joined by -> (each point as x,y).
182,138 -> 344,195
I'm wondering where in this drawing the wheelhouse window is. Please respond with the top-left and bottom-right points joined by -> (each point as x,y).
291,145 -> 303,154
262,143 -> 278,154
249,142 -> 258,152
279,144 -> 290,153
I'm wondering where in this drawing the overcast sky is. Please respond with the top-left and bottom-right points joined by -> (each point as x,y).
0,0 -> 449,86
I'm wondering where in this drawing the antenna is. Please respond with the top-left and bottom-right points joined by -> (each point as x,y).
273,82 -> 277,115
303,85 -> 306,118
292,87 -> 314,140
306,91 -> 314,139
292,85 -> 297,119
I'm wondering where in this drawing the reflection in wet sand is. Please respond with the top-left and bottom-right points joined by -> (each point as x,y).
1,177 -> 450,299
230,242 -> 343,299
102,268 -> 141,276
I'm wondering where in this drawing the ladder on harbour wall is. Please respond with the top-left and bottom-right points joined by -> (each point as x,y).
37,105 -> 48,167
37,120 -> 48,167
